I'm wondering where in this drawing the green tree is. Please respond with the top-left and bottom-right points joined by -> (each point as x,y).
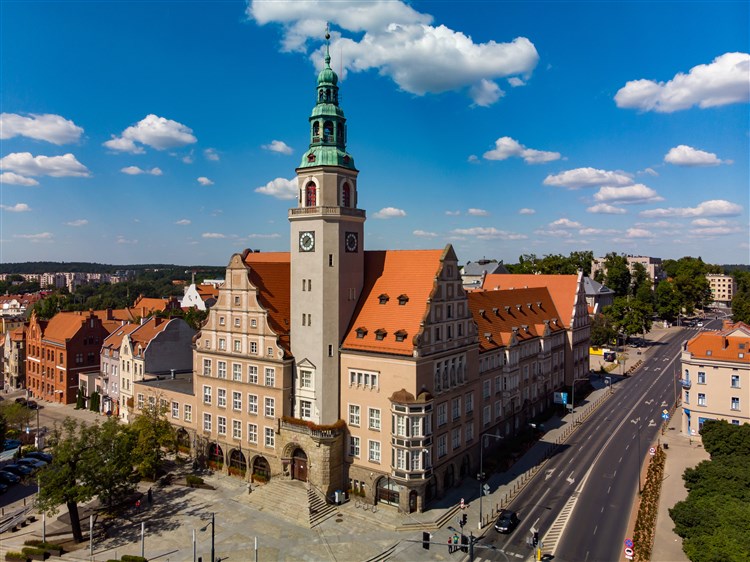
603,253 -> 631,297
129,400 -> 176,480
732,271 -> 750,324
655,280 -> 681,322
589,314 -> 618,347
630,262 -> 650,297
91,417 -> 137,510
603,296 -> 653,339
0,402 -> 33,433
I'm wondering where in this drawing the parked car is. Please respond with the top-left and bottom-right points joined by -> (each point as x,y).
18,458 -> 46,470
25,451 -> 53,463
0,482 -> 7,494
697,321 -> 704,327
494,510 -> 520,534
0,470 -> 21,484
3,439 -> 22,451
3,463 -> 33,477
14,397 -> 27,406
26,400 -> 39,410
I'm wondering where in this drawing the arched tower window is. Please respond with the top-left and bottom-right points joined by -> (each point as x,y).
323,121 -> 333,143
325,88 -> 331,102
306,183 -> 317,207
342,183 -> 351,207
312,122 -> 320,139
337,123 -> 344,144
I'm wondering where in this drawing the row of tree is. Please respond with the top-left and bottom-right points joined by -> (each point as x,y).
731,270 -> 750,324
669,420 -> 750,562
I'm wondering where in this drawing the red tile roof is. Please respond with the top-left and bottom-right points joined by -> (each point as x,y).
40,311 -> 99,342
687,321 -> 750,364
243,253 -> 291,355
102,322 -> 139,350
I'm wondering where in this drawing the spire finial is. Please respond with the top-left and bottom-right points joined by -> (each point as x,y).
324,22 -> 331,67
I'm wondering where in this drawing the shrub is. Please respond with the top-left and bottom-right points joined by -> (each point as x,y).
185,474 -> 204,488
121,555 -> 148,562
5,552 -> 26,561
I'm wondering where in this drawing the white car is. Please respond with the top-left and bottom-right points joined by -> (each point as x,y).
697,322 -> 704,327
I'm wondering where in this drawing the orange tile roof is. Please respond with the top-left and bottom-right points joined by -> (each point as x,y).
10,327 -> 25,341
342,249 -> 445,356
129,317 -> 172,356
41,311 -> 97,342
102,322 -> 139,350
687,322 -> 750,364
243,253 -> 291,355
482,274 -> 579,328
196,284 -> 220,300
468,287 -> 565,352
133,296 -> 171,312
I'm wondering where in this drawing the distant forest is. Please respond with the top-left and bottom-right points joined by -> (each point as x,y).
0,262 -> 222,274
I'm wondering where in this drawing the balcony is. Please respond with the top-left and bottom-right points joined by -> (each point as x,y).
289,206 -> 365,219
680,379 -> 692,389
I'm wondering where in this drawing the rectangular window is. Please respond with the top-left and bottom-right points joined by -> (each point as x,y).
137,394 -> 144,410
465,392 -> 474,414
411,416 -> 422,437
452,427 -> 461,450
234,318 -> 241,328
437,403 -> 447,426
234,296 -> 240,306
248,394 -> 258,414
264,397 -> 275,417
202,358 -> 211,377
731,397 -> 740,410
233,340 -> 241,352
265,367 -> 275,387
483,379 -> 491,399
685,390 -> 690,404
300,370 -> 312,389
395,448 -> 407,470
232,391 -> 242,411
217,416 -> 227,435
202,385 -> 212,405
437,434 -> 447,458
698,393 -> 706,406
171,401 -> 179,419
349,436 -> 360,457
217,361 -> 227,379
184,404 -> 192,422
465,422 -> 474,443
250,342 -> 258,354
483,405 -> 491,427
368,440 -> 381,463
698,371 -> 706,384
218,339 -> 226,351
349,404 -> 361,426
264,427 -> 275,448
251,319 -> 257,328
248,365 -> 258,384
731,374 -> 740,388
300,400 -> 312,419
232,363 -> 242,381
395,415 -> 407,437
368,408 -> 381,430
217,388 -> 227,407
219,316 -> 225,326
452,397 -> 461,420
232,419 -> 242,440
495,400 -> 503,420
203,413 -> 212,432
247,423 -> 258,444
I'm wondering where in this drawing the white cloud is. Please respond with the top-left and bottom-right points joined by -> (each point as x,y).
640,199 -> 743,218
248,0 -> 539,106
197,177 -> 214,186
549,218 -> 582,228
104,114 -> 197,153
121,166 -> 163,176
116,235 -> 138,244
451,226 -> 527,240
615,52 -> 750,113
65,219 -> 88,227
247,233 -> 282,239
586,203 -> 627,214
508,77 -> 525,87
445,210 -> 461,216
518,208 -> 536,215
625,228 -> 655,239
467,155 -> 479,164
373,207 -> 407,219
182,152 -> 194,164
0,203 -> 31,212
262,140 -> 294,155
13,232 -> 53,240
689,225 -> 743,236
202,232 -> 226,239
413,229 -> 438,238
467,208 -> 489,216
593,184 -> 663,204
483,136 -> 560,164
0,152 -> 90,177
175,219 -> 191,226
639,167 -> 659,177
534,228 -> 573,238
255,177 -> 297,199
579,227 -> 619,236
664,145 -> 729,167
543,167 -> 632,189
691,218 -> 727,227
0,113 -> 83,145
0,172 -> 39,186
204,148 -> 220,161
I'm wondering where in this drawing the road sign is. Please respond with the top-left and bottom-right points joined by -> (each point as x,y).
624,538 -> 634,548
662,413 -> 669,420
460,498 -> 465,509
662,409 -> 669,415
649,447 -> 656,456
483,484 -> 490,496
624,547 -> 634,560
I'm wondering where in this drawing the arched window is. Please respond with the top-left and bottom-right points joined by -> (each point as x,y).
325,88 -> 331,102
312,121 -> 320,138
337,123 -> 344,143
306,183 -> 317,207
342,183 -> 351,207
323,121 -> 333,142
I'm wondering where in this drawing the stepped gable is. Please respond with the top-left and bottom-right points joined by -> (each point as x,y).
482,273 -> 579,328
342,248 -> 444,356
243,251 -> 291,356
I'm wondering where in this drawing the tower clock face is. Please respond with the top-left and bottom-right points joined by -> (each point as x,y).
299,231 -> 315,252
345,232 -> 358,253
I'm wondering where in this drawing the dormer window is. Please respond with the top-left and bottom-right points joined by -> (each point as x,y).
378,294 -> 389,305
504,306 -> 511,313
398,294 -> 409,305
375,329 -> 387,341
307,153 -> 316,163
356,327 -> 367,339
395,330 -> 407,342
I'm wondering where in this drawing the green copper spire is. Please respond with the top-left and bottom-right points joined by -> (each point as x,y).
299,25 -> 356,170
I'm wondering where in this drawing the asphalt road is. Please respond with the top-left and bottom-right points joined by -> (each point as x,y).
474,320 -> 722,562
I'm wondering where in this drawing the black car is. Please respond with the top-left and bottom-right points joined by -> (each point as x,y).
25,451 -> 52,463
26,400 -> 39,410
494,510 -> 520,533
0,470 -> 20,484
14,397 -> 27,406
3,464 -> 33,477
0,482 -> 7,494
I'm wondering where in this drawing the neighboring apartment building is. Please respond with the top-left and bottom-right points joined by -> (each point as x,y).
583,276 -> 615,315
99,323 -> 140,416
2,327 -> 26,389
706,273 -> 737,307
461,259 -> 509,291
591,255 -> 664,286
680,321 -> 750,435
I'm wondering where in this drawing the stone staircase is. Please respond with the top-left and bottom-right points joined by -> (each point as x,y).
246,479 -> 338,528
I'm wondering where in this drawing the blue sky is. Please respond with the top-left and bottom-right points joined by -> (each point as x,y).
1,0 -> 748,267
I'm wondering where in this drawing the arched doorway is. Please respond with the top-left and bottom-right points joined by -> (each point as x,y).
444,464 -> 455,489
208,443 -> 223,471
176,429 -> 190,455
229,449 -> 247,478
376,476 -> 399,507
252,456 -> 271,483
291,448 -> 308,482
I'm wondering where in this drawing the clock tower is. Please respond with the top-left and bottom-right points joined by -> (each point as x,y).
289,32 -> 365,425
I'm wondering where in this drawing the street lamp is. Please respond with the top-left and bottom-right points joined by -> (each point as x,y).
200,512 -> 215,562
630,417 -> 642,494
478,433 -> 504,528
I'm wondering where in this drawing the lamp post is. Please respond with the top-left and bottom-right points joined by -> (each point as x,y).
630,417 -> 642,494
200,512 -> 215,562
570,376 -> 591,426
478,433 -> 504,528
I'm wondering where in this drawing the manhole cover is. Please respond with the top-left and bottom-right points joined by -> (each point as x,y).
335,518 -> 344,523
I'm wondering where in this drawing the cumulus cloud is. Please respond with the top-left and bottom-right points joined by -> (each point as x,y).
413,230 -> 438,238
116,236 -> 137,244
483,136 -> 561,164
586,203 -> 627,214
615,52 -> 750,113
450,227 -> 527,240
13,232 -> 53,240
248,0 -> 539,106
0,113 -> 84,145
104,114 -> 197,153
593,184 -> 663,204
579,227 -> 619,236
373,207 -> 407,219
467,208 -> 489,216
262,140 -> 294,155
445,210 -> 461,216
549,218 -> 582,228
202,232 -> 226,239
247,233 -> 282,239
0,203 -> 31,212
204,148 -> 220,161
0,152 -> 90,178
508,77 -> 525,87
640,199 -> 742,218
533,228 -> 573,238
518,208 -> 536,215
121,166 -> 163,176
65,219 -> 88,227
691,218 -> 726,227
0,172 -> 39,186
543,167 -> 632,189
255,177 -> 297,199
467,155 -> 479,164
175,219 -> 191,225
625,228 -> 655,239
664,145 -> 729,167
197,177 -> 214,186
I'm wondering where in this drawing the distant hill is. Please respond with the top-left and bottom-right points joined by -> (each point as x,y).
723,264 -> 750,273
0,262 -> 222,275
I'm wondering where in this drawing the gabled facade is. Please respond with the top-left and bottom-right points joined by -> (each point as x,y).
2,327 -> 26,389
99,322 -> 140,416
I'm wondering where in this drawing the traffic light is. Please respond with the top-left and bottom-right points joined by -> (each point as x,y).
533,531 -> 539,547
461,534 -> 469,553
461,513 -> 468,527
422,531 -> 430,550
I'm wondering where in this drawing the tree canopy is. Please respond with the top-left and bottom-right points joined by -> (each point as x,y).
731,270 -> 750,324
506,251 -> 594,275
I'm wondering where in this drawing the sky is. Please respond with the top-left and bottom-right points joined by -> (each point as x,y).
1,0 -> 749,267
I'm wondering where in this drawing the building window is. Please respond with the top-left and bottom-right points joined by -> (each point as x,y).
217,361 -> 227,379
202,385 -> 212,405
466,392 -> 474,414
233,340 -> 241,352
217,388 -> 227,407
483,379 -> 491,399
437,403 -> 447,426
250,342 -> 258,354
205,339 -> 211,350
731,374 -> 740,388
248,394 -> 258,415
234,318 -> 241,328
203,413 -> 212,432
452,397 -> 461,420
203,359 -> 211,377
248,423 -> 258,444
349,370 -> 379,389
300,400 -> 312,419
232,420 -> 242,440
218,339 -> 226,351
171,401 -> 179,419
267,347 -> 274,357
452,427 -> 461,450
731,397 -> 740,410
234,296 -> 240,306
349,404 -> 360,426
251,319 -> 257,328
232,364 -> 242,381
368,440 -> 381,463
411,416 -> 422,437
698,393 -> 706,406
685,391 -> 690,404
368,408 -> 381,431
264,397 -> 275,417
697,371 -> 706,384
495,400 -> 502,420
137,394 -> 144,410
349,436 -> 360,457
264,427 -> 275,448
219,317 -> 225,326
437,435 -> 447,458
184,404 -> 192,422
217,416 -> 227,435
395,415 -> 407,437
465,422 -> 474,443
483,405 -> 491,427
232,391 -> 242,411
300,370 -> 312,389
265,367 -> 275,387
248,365 -> 258,384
